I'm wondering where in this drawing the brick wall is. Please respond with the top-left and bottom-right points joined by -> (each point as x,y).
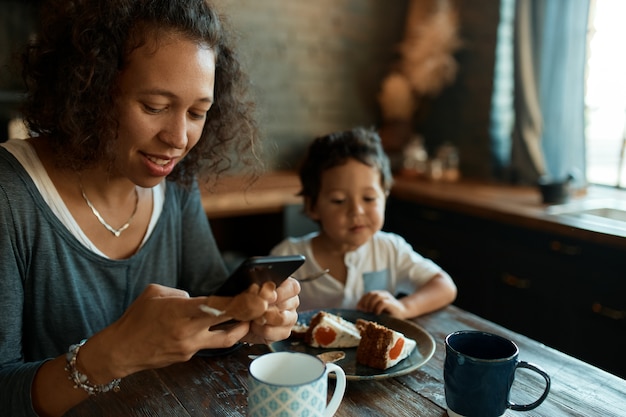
0,1 -> 501,178
214,0 -> 501,178
0,2 -> 38,141
213,0 -> 410,170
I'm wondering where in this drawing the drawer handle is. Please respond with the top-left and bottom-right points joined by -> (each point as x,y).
501,274 -> 531,289
421,209 -> 442,221
549,240 -> 582,256
591,303 -> 626,321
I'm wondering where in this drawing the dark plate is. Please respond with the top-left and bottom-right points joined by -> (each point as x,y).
196,342 -> 244,357
269,309 -> 436,380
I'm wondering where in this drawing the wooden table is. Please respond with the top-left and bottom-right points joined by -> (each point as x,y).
64,305 -> 626,416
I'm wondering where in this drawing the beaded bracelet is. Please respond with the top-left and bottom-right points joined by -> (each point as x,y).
65,339 -> 121,395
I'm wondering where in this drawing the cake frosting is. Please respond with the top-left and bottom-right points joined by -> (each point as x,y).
304,311 -> 361,348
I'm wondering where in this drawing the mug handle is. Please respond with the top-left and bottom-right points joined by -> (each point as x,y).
324,363 -> 346,417
509,361 -> 551,411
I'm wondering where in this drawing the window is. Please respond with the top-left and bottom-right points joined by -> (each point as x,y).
585,0 -> 626,187
491,0 -> 626,187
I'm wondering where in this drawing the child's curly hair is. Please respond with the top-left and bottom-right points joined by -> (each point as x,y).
299,126 -> 393,209
19,0 -> 260,186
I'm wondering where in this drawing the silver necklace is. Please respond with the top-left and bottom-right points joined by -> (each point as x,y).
79,181 -> 139,237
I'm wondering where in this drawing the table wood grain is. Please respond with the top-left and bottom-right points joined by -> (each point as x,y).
64,305 -> 626,416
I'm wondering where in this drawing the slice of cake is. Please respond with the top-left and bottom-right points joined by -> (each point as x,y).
290,322 -> 309,339
355,319 -> 416,370
304,311 -> 361,348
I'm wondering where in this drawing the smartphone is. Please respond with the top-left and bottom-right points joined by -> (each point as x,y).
213,254 -> 306,297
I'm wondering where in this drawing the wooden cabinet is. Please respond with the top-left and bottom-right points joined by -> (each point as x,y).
384,196 -> 626,378
383,199 -> 496,315
208,203 -> 318,271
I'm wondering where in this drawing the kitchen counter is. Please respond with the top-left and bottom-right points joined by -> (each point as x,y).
390,176 -> 626,250
201,171 -> 626,250
201,171 -> 302,218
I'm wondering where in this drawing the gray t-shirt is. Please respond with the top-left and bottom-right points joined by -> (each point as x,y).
0,147 -> 228,415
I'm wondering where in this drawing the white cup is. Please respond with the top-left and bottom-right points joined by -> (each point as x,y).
248,352 -> 346,417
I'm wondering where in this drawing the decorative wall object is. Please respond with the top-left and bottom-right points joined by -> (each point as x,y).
378,0 -> 461,156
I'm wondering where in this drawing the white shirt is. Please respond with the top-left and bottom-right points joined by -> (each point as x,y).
270,230 -> 443,311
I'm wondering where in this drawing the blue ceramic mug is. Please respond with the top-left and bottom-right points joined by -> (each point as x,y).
444,331 -> 551,417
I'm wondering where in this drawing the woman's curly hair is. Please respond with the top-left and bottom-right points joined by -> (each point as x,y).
19,0 -> 260,186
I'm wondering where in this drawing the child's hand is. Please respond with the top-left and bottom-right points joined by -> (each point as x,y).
357,290 -> 409,319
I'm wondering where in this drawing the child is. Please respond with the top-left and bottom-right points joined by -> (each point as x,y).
271,126 -> 457,319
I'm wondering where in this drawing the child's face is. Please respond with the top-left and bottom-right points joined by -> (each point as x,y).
308,158 -> 387,252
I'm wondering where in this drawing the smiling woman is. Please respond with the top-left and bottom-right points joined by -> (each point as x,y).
0,1 -> 300,417
112,34 -> 216,187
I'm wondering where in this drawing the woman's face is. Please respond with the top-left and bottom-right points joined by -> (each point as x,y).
307,158 -> 387,252
113,33 -> 216,188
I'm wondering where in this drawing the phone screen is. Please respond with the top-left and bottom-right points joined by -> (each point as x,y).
213,255 -> 305,296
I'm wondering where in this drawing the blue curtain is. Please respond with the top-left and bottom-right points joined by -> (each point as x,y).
496,0 -> 590,184
539,0 -> 589,181
490,0 -> 516,178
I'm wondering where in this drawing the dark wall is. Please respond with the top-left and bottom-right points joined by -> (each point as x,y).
213,0 -> 411,170
214,0 -> 501,179
417,0 -> 500,179
0,0 -> 501,179
0,1 -> 38,141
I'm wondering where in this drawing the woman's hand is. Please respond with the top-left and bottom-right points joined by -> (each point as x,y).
80,278 -> 299,386
33,284 -> 274,417
243,277 -> 301,345
220,281 -> 277,321
81,284 -> 253,383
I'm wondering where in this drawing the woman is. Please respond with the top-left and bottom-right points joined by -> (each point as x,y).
0,1 -> 300,416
